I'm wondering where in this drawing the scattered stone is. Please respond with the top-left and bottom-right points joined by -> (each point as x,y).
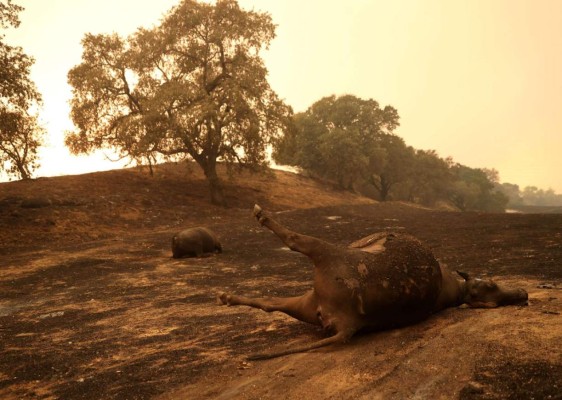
537,283 -> 558,289
462,381 -> 485,395
38,311 -> 65,319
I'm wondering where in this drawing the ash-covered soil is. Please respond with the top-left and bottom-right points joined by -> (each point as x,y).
0,165 -> 560,399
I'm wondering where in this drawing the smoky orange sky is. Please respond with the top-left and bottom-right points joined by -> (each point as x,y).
4,0 -> 562,192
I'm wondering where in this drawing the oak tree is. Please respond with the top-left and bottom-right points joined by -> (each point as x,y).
367,134 -> 415,201
66,0 -> 290,205
405,149 -> 452,205
0,0 -> 44,180
274,94 -> 399,190
449,165 -> 508,211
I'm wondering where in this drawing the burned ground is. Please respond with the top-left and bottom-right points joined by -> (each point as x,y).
0,164 -> 560,399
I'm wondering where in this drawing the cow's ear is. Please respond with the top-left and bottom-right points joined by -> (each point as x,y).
456,271 -> 470,281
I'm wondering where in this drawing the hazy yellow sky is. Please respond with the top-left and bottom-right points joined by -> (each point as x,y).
4,0 -> 562,192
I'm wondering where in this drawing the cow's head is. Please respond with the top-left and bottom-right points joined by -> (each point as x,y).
457,271 -> 528,308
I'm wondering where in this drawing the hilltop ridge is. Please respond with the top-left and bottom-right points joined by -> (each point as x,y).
0,162 -> 374,253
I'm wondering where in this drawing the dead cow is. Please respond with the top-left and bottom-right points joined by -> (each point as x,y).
218,205 -> 528,359
172,227 -> 222,258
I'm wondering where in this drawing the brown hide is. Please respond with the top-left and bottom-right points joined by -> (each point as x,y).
172,227 -> 222,258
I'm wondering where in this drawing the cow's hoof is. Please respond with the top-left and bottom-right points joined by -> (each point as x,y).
217,292 -> 231,306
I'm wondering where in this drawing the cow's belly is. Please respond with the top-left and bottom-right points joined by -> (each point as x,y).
314,237 -> 442,330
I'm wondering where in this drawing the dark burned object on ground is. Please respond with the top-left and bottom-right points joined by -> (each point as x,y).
172,227 -> 222,258
218,205 -> 528,360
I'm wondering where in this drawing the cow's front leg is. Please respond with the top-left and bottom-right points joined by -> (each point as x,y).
253,204 -> 332,259
217,289 -> 320,326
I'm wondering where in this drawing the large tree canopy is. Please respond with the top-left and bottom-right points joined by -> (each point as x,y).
274,93 -> 509,210
66,0 -> 290,205
0,0 -> 44,180
273,94 -> 399,190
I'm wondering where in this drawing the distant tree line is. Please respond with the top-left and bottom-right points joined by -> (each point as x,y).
497,183 -> 562,207
273,94 -> 509,212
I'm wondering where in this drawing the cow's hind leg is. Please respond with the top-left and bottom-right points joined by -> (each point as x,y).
218,290 -> 320,326
218,290 -> 359,360
247,328 -> 356,360
253,204 -> 332,258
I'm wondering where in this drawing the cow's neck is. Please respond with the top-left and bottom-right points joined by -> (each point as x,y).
435,270 -> 468,311
452,280 -> 468,307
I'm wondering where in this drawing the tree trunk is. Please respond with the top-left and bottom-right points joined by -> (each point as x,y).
208,176 -> 226,206
202,160 -> 227,207
16,162 -> 30,180
147,156 -> 154,177
379,176 -> 391,201
380,186 -> 389,201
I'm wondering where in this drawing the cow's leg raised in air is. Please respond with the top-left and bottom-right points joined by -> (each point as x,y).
253,204 -> 333,259
218,290 -> 320,326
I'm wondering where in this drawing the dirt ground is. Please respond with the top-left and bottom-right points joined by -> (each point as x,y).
0,164 -> 561,399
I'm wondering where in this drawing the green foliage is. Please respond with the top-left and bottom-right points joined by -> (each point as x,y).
66,0 -> 290,205
320,127 -> 370,189
367,134 -> 414,201
273,94 -> 399,191
0,109 -> 43,179
449,165 -> 508,211
0,0 -> 45,180
394,149 -> 452,205
274,93 -> 512,211
497,182 -> 524,206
